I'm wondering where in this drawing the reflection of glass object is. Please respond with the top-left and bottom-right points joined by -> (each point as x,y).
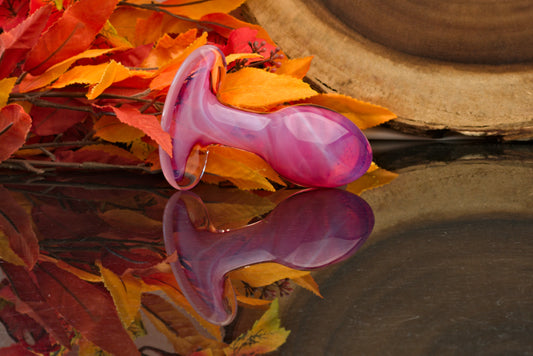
163,188 -> 374,325
159,45 -> 372,190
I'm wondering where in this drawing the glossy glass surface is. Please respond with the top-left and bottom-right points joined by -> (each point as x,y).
163,189 -> 374,325
159,45 -> 372,190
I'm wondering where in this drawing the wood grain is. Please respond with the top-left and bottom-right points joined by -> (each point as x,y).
244,0 -> 533,139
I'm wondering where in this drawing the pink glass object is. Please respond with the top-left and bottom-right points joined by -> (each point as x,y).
159,45 -> 372,190
163,188 -> 374,325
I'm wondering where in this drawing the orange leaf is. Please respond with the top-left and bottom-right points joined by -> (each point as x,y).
292,274 -> 322,298
18,47 -> 120,92
24,0 -> 119,74
229,263 -> 310,288
134,11 -> 194,47
161,0 -> 246,19
143,28 -> 198,68
204,146 -> 285,191
0,104 -> 32,163
299,93 -> 397,130
98,104 -> 172,156
346,162 -> 399,195
0,77 -> 17,109
94,115 -> 145,143
109,6 -> 152,45
217,67 -> 317,110
275,56 -> 313,79
149,31 -> 208,91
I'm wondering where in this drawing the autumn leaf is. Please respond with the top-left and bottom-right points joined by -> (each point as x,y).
291,274 -> 322,298
98,263 -> 142,328
34,261 -> 140,356
0,0 -> 29,32
141,293 -> 225,355
161,0 -> 246,20
0,186 -> 39,268
299,93 -> 397,130
0,5 -> 52,78
0,77 -> 17,109
143,28 -> 199,68
204,146 -> 285,191
224,299 -> 289,356
217,67 -> 317,110
276,56 -> 313,79
96,104 -> 172,156
0,104 -> 32,163
0,262 -> 72,347
346,162 -> 399,195
149,31 -> 208,91
200,13 -> 276,43
18,47 -> 120,92
229,263 -> 310,288
29,97 -> 88,136
94,115 -> 145,143
24,0 -> 119,74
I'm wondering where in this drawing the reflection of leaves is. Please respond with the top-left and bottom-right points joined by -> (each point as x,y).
0,186 -> 38,268
34,261 -> 140,356
141,293 -> 224,355
225,299 -> 290,356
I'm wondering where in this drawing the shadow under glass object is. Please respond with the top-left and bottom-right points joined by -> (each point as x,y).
163,188 -> 375,326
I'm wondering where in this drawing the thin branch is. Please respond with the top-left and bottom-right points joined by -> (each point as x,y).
2,159 -> 155,173
117,1 -> 234,31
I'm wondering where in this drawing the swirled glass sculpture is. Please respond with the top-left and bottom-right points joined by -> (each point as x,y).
163,188 -> 374,325
160,45 -> 372,190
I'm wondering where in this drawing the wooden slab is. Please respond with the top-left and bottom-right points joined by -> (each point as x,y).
244,1 -> 533,140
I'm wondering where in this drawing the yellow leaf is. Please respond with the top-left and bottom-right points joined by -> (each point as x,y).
94,115 -> 145,143
0,231 -> 25,266
39,254 -> 102,282
100,20 -> 133,48
300,93 -> 397,130
18,48 -> 120,92
218,67 -> 317,110
162,0 -> 246,19
203,200 -> 276,231
275,56 -> 313,79
98,263 -> 142,328
229,263 -> 310,288
143,29 -> 198,68
224,299 -> 289,356
0,77 -> 17,110
292,274 -> 322,298
346,163 -> 399,195
204,146 -> 283,191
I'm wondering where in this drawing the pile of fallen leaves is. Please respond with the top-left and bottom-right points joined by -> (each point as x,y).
0,0 -> 395,191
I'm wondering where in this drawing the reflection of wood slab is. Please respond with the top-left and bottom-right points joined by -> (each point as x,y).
271,157 -> 533,354
244,1 -> 533,140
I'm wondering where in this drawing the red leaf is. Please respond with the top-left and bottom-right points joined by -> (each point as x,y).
0,186 -> 39,268
0,5 -> 52,78
30,97 -> 88,136
96,104 -> 172,156
34,262 -> 140,356
0,262 -> 72,347
0,104 -> 32,162
0,344 -> 39,356
0,302 -> 60,354
23,0 -> 119,74
0,0 -> 29,32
